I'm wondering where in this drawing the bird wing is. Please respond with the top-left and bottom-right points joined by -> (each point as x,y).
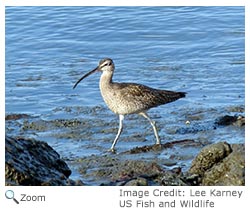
112,82 -> 185,109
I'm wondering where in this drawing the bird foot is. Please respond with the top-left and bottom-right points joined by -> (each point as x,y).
107,148 -> 116,154
153,142 -> 162,150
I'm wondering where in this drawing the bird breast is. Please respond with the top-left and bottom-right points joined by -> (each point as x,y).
99,83 -> 135,115
99,79 -> 147,115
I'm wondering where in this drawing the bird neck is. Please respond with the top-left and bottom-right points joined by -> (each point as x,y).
100,70 -> 113,89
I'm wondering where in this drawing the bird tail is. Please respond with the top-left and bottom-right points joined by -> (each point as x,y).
159,91 -> 186,104
178,92 -> 186,98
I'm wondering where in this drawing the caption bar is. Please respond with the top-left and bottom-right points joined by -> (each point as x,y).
118,188 -> 243,208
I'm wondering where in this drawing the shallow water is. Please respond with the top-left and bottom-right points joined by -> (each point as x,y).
5,7 -> 245,182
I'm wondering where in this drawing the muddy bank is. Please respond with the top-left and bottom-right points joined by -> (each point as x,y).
5,105 -> 245,150
5,105 -> 245,186
75,141 -> 245,186
6,135 -> 244,186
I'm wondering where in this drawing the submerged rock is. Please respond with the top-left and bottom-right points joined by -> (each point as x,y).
215,115 -> 245,127
5,113 -> 31,120
5,136 -> 83,186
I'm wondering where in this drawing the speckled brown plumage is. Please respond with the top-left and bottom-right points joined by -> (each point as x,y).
73,58 -> 186,152
101,82 -> 186,115
113,82 -> 186,109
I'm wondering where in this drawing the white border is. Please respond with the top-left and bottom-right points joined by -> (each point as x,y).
1,0 -> 249,213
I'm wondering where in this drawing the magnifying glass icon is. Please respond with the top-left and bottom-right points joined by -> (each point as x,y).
5,190 -> 19,204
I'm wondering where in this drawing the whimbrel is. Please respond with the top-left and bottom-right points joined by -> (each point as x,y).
73,58 -> 186,152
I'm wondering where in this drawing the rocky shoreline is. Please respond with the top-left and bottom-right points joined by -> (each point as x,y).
5,136 -> 244,186
5,107 -> 245,186
5,136 -> 83,186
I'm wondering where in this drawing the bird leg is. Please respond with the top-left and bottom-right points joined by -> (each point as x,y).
109,114 -> 124,152
139,112 -> 161,145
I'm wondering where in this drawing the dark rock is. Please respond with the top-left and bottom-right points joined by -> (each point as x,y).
78,155 -> 164,185
227,106 -> 244,113
188,142 -> 245,186
215,115 -> 245,127
5,113 -> 30,120
201,144 -> 245,185
215,115 -> 237,126
189,142 -> 232,176
76,140 -> 244,186
124,177 -> 148,186
111,160 -> 163,181
181,174 -> 201,186
123,139 -> 196,154
160,171 -> 188,186
5,136 -> 82,186
77,152 -> 190,186
233,116 -> 245,127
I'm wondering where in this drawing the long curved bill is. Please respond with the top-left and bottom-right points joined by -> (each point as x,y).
73,67 -> 99,89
